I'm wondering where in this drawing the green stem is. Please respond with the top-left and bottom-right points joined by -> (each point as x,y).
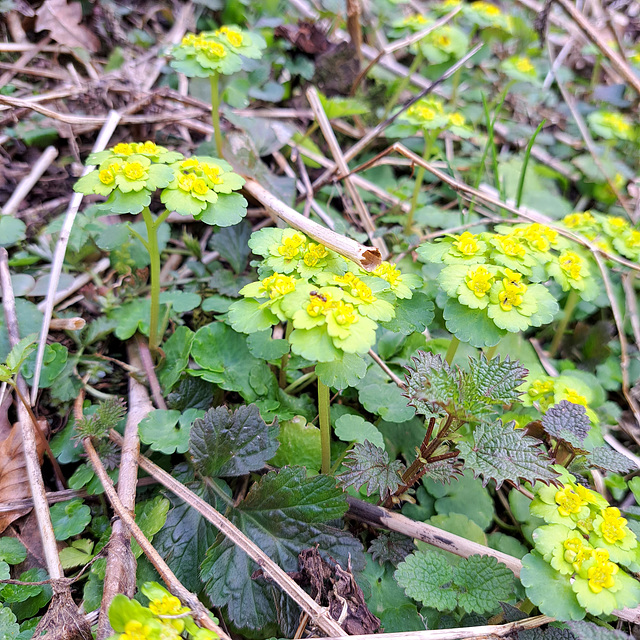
405,131 -> 435,234
141,207 -> 162,354
445,335 -> 460,365
485,343 -> 499,360
382,50 -> 423,120
210,73 -> 224,158
283,370 -> 317,395
317,378 -> 331,475
279,323 -> 293,388
548,288 -> 579,358
515,119 -> 546,208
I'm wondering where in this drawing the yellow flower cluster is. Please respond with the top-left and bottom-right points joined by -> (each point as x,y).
181,33 -> 226,59
454,231 -> 482,256
373,261 -> 403,287
406,99 -> 444,124
466,265 -> 493,297
334,272 -> 377,304
558,251 -> 583,281
555,486 -> 586,517
600,112 -> 632,137
599,507 -> 628,545
112,141 -> 160,156
514,57 -> 534,73
303,242 -> 329,267
278,233 -> 306,260
587,549 -> 619,593
215,26 -> 243,47
498,271 -> 527,311
261,273 -> 297,300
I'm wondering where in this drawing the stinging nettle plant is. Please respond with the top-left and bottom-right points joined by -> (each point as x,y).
74,141 -> 248,353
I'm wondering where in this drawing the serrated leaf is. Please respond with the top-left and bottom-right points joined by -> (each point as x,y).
368,532 -> 415,566
404,351 -> 459,416
453,555 -> 514,614
395,550 -> 457,611
423,459 -> 464,484
586,446 -> 636,474
567,621 -> 631,640
466,354 -> 527,404
458,420 -> 559,489
0,606 -> 19,640
338,441 -> 405,499
542,401 -> 591,449
190,404 -> 279,478
200,467 -> 364,629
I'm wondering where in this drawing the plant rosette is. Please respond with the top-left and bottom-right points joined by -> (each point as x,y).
418,231 -> 490,265
170,26 -> 266,77
415,25 -> 469,64
546,248 -> 599,301
461,1 -> 511,31
497,223 -> 565,261
612,227 -> 640,262
561,211 -> 601,241
587,111 -> 635,142
488,233 -> 545,280
161,156 -> 247,225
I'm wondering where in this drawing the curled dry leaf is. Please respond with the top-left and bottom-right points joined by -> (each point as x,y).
35,0 -> 100,52
0,418 -> 49,534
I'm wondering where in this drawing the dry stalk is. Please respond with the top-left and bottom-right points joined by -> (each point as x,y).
108,431 -> 348,637
81,434 -> 230,640
307,86 -> 388,258
243,179 -> 382,271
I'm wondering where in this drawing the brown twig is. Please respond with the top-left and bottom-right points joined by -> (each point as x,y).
108,431 -> 348,636
136,337 -> 167,410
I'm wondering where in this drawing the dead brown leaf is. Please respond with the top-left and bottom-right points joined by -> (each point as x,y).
0,419 -> 49,534
35,0 -> 100,53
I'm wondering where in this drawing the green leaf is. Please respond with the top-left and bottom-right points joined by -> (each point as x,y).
0,299 -> 42,363
315,353 -> 367,389
432,473 -> 494,530
22,342 -> 68,388
395,551 -> 457,611
0,605 -> 20,640
157,326 -> 194,392
453,555 -> 514,614
153,470 -> 230,592
269,415 -> 321,473
339,441 -> 405,499
335,414 -> 384,449
209,220 -> 252,274
228,298 -> 278,334
586,446 -> 635,474
467,354 -> 527,404
458,420 -> 559,489
368,532 -> 415,566
59,539 -> 94,570
131,496 -> 170,558
380,292 -> 434,335
199,192 -> 248,227
158,290 -> 201,312
2,568 -> 51,621
108,594 -> 155,632
567,621 -> 633,640
541,401 -> 590,449
4,334 -> 37,373
190,404 -> 279,478
404,350 -> 458,416
50,499 -> 91,541
0,538 -> 26,565
358,382 -> 415,422
427,513 -> 487,546
139,408 -> 203,455
520,551 -> 585,620
200,467 -> 364,629
443,298 -> 506,348
0,216 -> 26,248
109,299 -> 150,340
246,330 -> 289,361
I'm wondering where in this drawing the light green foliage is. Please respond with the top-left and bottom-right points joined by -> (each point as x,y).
139,408 -> 204,455
130,497 -> 171,558
0,539 -> 26,566
269,415 -> 321,472
395,550 -> 513,614
0,606 -> 20,639
334,414 -> 384,449
50,499 -> 91,541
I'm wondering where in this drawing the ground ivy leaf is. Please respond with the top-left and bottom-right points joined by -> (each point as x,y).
358,382 -> 415,422
157,326 -> 194,392
433,473 -> 494,530
50,499 -> 91,541
541,401 -> 590,448
334,414 -> 384,449
380,292 -> 434,335
458,419 -> 559,489
338,441 -> 405,499
453,555 -> 514,614
158,290 -> 202,313
395,551 -> 457,611
190,404 -> 279,478
521,551 -> 585,620
246,330 -> 290,361
200,467 -> 364,629
586,446 -> 635,474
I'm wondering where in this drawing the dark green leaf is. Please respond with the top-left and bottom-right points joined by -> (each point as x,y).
209,220 -> 252,274
158,326 -> 194,392
190,404 -> 279,478
380,292 -> 434,335
466,354 -> 527,404
586,446 -> 635,474
0,605 -> 19,640
139,408 -> 203,455
404,351 -> 458,416
541,401 -> 590,449
339,441 -> 405,499
443,298 -> 505,348
458,420 -> 559,489
368,532 -> 415,566
567,621 -> 631,640
0,538 -> 27,565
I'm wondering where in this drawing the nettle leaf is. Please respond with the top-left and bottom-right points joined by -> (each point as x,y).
50,499 -> 91,541
338,441 -> 405,499
190,404 -> 279,478
200,467 -> 364,630
404,351 -> 459,416
586,446 -> 635,474
567,621 -> 632,640
541,401 -> 590,449
458,420 -> 559,489
466,354 -> 527,405
396,551 -> 513,615
368,532 -> 415,566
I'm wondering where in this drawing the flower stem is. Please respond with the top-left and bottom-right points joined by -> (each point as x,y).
548,288 -> 579,358
445,335 -> 460,365
317,377 -> 331,475
279,323 -> 293,388
382,49 -> 423,120
210,73 -> 224,158
141,207 -> 162,354
485,342 -> 499,360
405,130 -> 435,234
